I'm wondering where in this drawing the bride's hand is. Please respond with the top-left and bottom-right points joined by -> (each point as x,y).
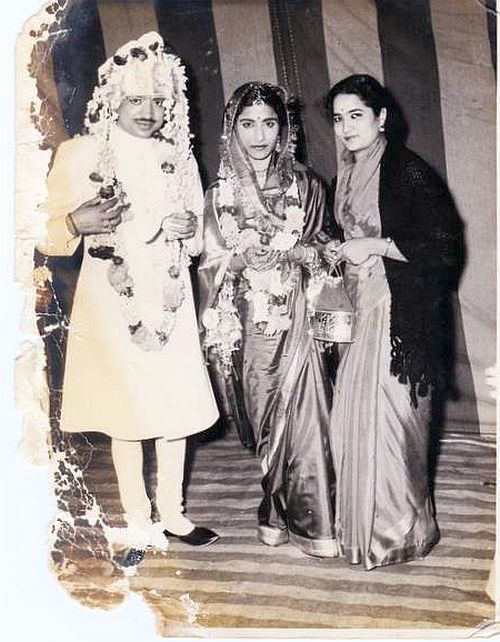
243,246 -> 281,271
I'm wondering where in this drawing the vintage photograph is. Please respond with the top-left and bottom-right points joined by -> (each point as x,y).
13,0 -> 496,638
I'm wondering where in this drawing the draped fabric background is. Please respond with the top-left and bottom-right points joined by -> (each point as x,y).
33,0 -> 496,435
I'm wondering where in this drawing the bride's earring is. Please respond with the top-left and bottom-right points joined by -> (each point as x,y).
275,136 -> 282,153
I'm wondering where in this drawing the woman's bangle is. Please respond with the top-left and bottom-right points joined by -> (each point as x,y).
301,245 -> 322,276
65,213 -> 79,237
383,237 -> 393,257
295,244 -> 308,263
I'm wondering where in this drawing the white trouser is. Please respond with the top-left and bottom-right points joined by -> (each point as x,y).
111,436 -> 194,546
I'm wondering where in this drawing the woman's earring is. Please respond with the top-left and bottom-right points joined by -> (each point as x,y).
379,123 -> 385,133
276,137 -> 282,153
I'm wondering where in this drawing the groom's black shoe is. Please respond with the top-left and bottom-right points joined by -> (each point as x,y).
163,526 -> 220,547
113,547 -> 146,567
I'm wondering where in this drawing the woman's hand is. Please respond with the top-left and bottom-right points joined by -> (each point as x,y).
322,239 -> 342,265
68,195 -> 129,235
337,238 -> 379,265
243,246 -> 281,271
332,238 -> 390,266
162,210 -> 198,240
324,237 -> 407,265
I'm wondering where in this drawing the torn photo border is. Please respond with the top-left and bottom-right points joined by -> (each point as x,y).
6,5 -> 167,641
5,0 -> 498,639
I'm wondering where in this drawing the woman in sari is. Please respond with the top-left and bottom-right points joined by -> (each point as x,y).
198,82 -> 337,558
323,74 -> 462,569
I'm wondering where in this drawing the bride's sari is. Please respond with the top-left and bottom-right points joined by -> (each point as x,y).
198,83 -> 337,557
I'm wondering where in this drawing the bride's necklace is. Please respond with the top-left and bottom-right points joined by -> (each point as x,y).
251,160 -> 269,188
252,160 -> 269,172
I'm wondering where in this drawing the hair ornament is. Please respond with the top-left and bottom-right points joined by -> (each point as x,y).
252,84 -> 266,106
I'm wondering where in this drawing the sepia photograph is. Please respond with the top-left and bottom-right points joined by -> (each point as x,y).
7,0 -> 497,639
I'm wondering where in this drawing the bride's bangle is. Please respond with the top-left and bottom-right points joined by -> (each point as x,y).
304,246 -> 318,264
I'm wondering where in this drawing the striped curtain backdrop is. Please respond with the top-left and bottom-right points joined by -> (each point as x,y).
33,0 -> 496,435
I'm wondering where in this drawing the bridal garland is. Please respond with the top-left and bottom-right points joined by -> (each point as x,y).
216,175 -> 305,254
203,174 -> 306,372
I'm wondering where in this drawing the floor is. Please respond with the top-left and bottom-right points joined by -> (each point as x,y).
48,423 -> 496,636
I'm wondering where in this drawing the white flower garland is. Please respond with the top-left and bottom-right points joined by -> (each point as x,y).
216,174 -> 305,254
243,264 -> 300,335
203,174 -> 306,371
79,32 -> 198,351
86,136 -> 194,351
86,123 -> 194,352
89,227 -> 192,352
202,281 -> 242,369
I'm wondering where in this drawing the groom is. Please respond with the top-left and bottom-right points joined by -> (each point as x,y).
40,32 -> 220,566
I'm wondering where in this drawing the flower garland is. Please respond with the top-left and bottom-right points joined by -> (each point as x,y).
88,232 -> 191,352
202,281 -> 242,369
202,174 -> 306,372
86,136 -> 194,353
86,137 -> 194,351
216,174 -> 305,254
78,33 -> 198,352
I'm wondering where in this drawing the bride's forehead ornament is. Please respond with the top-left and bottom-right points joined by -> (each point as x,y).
251,85 -> 266,106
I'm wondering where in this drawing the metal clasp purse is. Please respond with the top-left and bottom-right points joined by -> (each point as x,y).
309,265 -> 355,343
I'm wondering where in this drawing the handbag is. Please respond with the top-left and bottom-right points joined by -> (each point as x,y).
309,265 -> 355,343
